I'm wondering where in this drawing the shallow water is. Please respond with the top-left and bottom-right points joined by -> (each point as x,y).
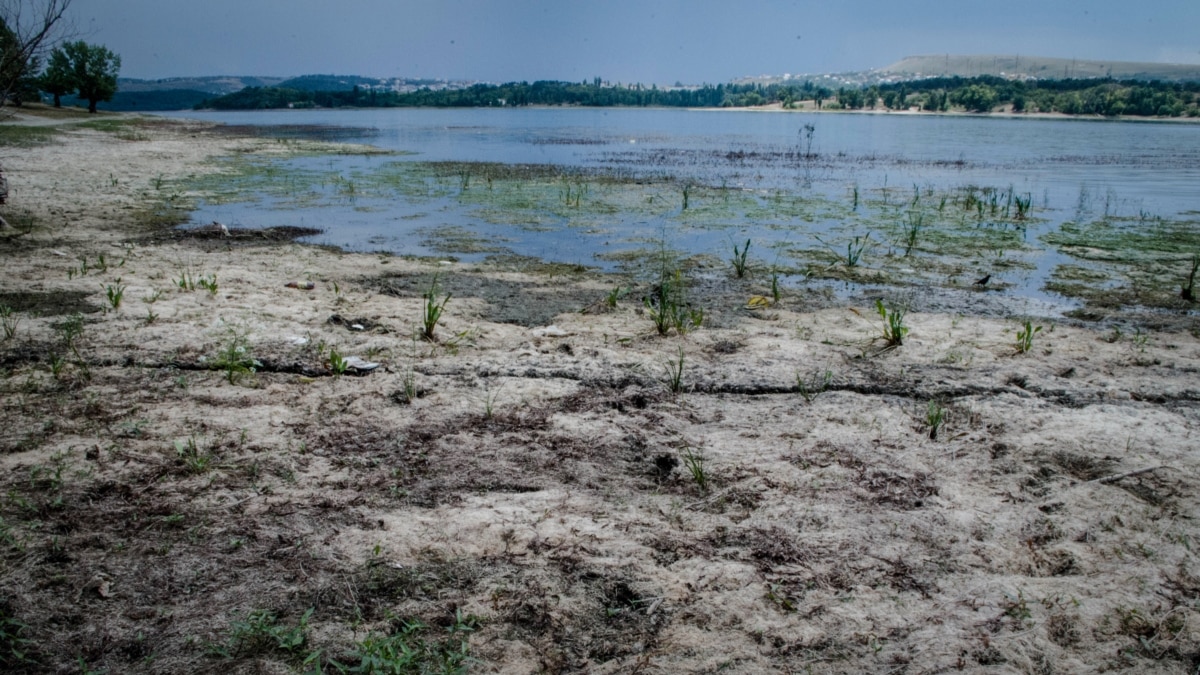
161,108 -> 1200,312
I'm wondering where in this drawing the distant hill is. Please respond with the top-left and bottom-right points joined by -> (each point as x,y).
882,55 -> 1200,82
117,76 -> 287,95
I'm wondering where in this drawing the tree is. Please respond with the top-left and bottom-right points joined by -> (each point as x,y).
62,40 -> 119,112
0,0 -> 73,106
37,40 -> 69,105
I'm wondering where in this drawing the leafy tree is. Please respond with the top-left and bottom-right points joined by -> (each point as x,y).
952,84 -> 997,112
62,40 -> 120,112
37,42 -> 71,106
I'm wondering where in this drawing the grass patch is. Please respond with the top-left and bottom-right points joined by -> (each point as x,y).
0,125 -> 59,147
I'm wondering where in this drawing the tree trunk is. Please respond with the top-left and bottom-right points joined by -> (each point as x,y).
88,99 -> 97,113
53,93 -> 62,108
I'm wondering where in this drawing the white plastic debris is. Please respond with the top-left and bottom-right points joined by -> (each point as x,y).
287,336 -> 309,346
350,323 -> 365,331
343,356 -> 380,372
532,325 -> 569,338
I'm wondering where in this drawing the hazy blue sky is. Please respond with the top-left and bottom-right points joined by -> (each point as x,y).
72,1 -> 1200,82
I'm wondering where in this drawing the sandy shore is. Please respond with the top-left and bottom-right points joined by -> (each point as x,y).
1,106 -> 1199,673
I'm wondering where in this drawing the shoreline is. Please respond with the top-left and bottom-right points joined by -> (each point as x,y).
1,108 -> 1198,672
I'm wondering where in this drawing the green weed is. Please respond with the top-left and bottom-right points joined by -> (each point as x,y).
731,238 -> 751,278
347,612 -> 477,674
174,437 -> 213,474
328,347 -> 348,377
175,267 -> 197,291
0,601 -> 33,668
645,271 -> 703,336
1015,320 -> 1042,354
796,368 -> 833,403
680,446 -> 709,492
1182,253 -> 1199,302
875,299 -> 909,346
210,328 -> 260,384
845,234 -> 870,267
209,608 -> 312,659
925,400 -> 947,440
664,347 -> 686,394
0,306 -> 19,340
104,281 -> 126,310
197,274 -> 219,296
422,274 -> 452,342
604,286 -> 625,309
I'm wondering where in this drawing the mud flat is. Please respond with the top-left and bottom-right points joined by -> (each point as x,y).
1,107 -> 1199,673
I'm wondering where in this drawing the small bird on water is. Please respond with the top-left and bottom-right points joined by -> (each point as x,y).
973,274 -> 991,287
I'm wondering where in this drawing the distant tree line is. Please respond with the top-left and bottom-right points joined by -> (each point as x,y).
844,76 -> 1200,117
195,75 -> 1200,118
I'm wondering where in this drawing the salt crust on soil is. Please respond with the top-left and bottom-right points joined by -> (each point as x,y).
0,109 -> 1198,673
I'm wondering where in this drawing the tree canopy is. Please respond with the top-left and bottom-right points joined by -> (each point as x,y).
60,40 -> 120,112
37,40 -> 70,106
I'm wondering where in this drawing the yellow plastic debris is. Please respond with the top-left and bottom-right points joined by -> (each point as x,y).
747,295 -> 772,309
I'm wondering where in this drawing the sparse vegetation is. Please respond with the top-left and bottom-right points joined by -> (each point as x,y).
796,368 -> 833,403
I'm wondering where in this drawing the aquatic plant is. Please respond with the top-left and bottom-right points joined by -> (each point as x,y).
731,238 -> 751,278
902,213 -> 923,256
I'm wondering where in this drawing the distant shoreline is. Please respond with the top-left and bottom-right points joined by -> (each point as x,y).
697,101 -> 1200,124
176,102 -> 1200,125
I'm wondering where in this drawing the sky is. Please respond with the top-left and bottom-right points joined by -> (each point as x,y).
67,0 -> 1200,83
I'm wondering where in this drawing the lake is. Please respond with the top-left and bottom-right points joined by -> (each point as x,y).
161,108 -> 1200,314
